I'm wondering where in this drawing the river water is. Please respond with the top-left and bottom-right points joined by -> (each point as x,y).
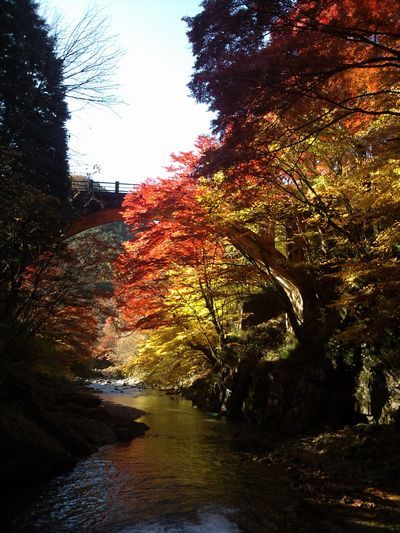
2,388 -> 308,532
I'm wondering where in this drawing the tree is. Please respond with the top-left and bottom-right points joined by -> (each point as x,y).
123,324 -> 211,388
8,224 -> 124,371
186,0 -> 399,139
0,2 -> 127,379
0,0 -> 70,200
0,0 -> 71,325
185,0 -> 400,246
0,179 -> 65,319
50,5 -> 124,108
185,0 -> 400,347
116,141 -> 254,368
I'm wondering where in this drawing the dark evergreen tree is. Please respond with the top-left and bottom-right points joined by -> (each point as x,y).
0,0 -> 70,201
0,0 -> 70,318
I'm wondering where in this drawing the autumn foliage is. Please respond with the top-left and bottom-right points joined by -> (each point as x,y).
116,1 -> 399,383
116,138 -> 253,368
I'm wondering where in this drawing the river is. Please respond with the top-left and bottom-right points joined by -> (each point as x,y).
1,386 -> 309,532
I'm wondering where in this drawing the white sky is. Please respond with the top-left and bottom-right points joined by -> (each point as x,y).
41,0 -> 212,184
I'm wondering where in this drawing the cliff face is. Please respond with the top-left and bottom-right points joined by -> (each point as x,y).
185,346 -> 400,435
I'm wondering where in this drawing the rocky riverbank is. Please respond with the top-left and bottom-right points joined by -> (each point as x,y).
256,423 -> 400,531
181,353 -> 400,530
184,352 -> 364,433
0,375 -> 148,487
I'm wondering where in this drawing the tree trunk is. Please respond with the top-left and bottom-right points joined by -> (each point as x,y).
224,222 -> 317,341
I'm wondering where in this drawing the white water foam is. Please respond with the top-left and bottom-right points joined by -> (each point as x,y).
118,509 -> 240,532
82,378 -> 145,396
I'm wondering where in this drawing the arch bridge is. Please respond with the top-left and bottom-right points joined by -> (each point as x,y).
67,178 -> 307,328
68,178 -> 303,264
67,179 -> 138,237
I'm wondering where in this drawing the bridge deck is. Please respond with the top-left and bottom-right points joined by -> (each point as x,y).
72,179 -> 139,195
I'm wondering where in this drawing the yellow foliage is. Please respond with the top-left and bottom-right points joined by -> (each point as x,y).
123,325 -> 211,388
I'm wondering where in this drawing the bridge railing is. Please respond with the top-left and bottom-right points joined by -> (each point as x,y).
72,179 -> 139,194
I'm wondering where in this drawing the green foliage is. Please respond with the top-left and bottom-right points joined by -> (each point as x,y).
267,337 -> 299,362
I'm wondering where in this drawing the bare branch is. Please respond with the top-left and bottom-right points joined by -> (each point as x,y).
51,6 -> 125,108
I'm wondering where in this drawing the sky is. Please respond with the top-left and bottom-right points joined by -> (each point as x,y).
40,0 -> 212,184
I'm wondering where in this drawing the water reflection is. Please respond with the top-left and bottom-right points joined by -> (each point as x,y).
3,390 -> 303,532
